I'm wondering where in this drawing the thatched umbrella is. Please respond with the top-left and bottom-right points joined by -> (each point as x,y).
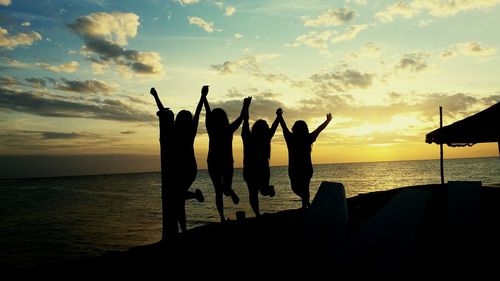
426,102 -> 500,147
425,102 -> 500,183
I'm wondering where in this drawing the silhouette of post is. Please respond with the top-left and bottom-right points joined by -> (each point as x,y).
439,106 -> 444,185
158,110 -> 178,242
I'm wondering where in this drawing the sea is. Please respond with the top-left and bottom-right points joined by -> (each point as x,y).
0,157 -> 498,271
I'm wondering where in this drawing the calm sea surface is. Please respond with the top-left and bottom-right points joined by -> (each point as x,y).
1,157 -> 498,271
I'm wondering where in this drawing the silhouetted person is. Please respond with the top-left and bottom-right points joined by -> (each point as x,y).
277,108 -> 332,208
203,89 -> 250,222
150,87 -> 205,233
241,99 -> 280,217
151,88 -> 177,241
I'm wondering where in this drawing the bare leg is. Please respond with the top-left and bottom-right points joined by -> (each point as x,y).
248,183 -> 260,217
222,165 -> 239,204
302,179 -> 311,208
215,189 -> 224,222
185,191 -> 196,200
178,200 -> 187,232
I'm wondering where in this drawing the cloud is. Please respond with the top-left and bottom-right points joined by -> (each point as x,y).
35,61 -> 79,73
345,0 -> 367,5
0,0 -> 11,6
0,76 -> 18,86
68,12 -> 139,46
1,58 -> 80,73
176,0 -> 199,5
286,30 -> 334,50
302,8 -> 355,27
3,58 -> 78,74
377,0 -> 500,22
440,41 -> 497,59
395,52 -> 431,73
21,21 -> 31,27
376,1 -> 418,22
187,16 -> 215,33
210,54 -> 289,82
225,6 -> 236,16
0,27 -> 42,49
347,42 -> 381,60
0,86 -> 155,122
56,79 -> 118,95
26,77 -> 47,88
67,12 -> 165,77
413,0 -> 500,17
207,93 -> 296,123
234,33 -> 243,39
332,24 -> 368,43
417,19 -> 432,26
310,69 -> 375,93
37,131 -> 82,139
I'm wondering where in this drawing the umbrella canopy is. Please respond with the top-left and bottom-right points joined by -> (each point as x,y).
425,102 -> 500,147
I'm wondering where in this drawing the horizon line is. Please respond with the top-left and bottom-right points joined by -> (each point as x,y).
0,155 -> 496,181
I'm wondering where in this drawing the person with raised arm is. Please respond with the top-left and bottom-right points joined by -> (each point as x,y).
277,108 -> 332,208
150,86 -> 205,234
241,99 -> 280,217
203,88 -> 250,222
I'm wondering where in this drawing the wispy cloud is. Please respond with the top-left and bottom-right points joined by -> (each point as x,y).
302,8 -> 355,27
286,30 -> 334,50
36,61 -> 79,73
56,79 -> 118,95
225,6 -> 236,16
0,86 -> 155,122
26,77 -> 47,88
346,42 -> 381,60
376,1 -> 418,22
187,16 -> 215,33
395,52 -> 432,73
176,0 -> 199,6
210,54 -> 289,82
440,41 -> 497,59
332,24 -> 368,43
345,0 -> 367,5
0,27 -> 42,49
377,0 -> 500,22
3,58 -> 79,73
310,69 -> 375,93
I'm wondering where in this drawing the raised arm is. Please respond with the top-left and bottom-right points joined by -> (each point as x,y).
192,85 -> 208,136
150,87 -> 165,111
229,96 -> 251,133
268,109 -> 280,139
311,113 -> 333,140
202,87 -> 212,131
277,108 -> 291,138
241,97 -> 252,138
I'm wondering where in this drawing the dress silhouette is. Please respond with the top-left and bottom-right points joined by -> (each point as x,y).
150,87 -> 205,233
203,89 -> 250,222
277,108 -> 332,208
241,99 -> 280,217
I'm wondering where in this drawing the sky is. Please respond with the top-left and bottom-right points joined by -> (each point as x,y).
0,0 -> 499,178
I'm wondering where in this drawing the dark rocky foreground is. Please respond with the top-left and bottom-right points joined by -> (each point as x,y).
24,184 -> 500,277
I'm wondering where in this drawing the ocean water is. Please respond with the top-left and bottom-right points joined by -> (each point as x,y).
0,157 -> 498,271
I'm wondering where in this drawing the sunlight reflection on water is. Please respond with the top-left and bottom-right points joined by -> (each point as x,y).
0,157 -> 498,270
